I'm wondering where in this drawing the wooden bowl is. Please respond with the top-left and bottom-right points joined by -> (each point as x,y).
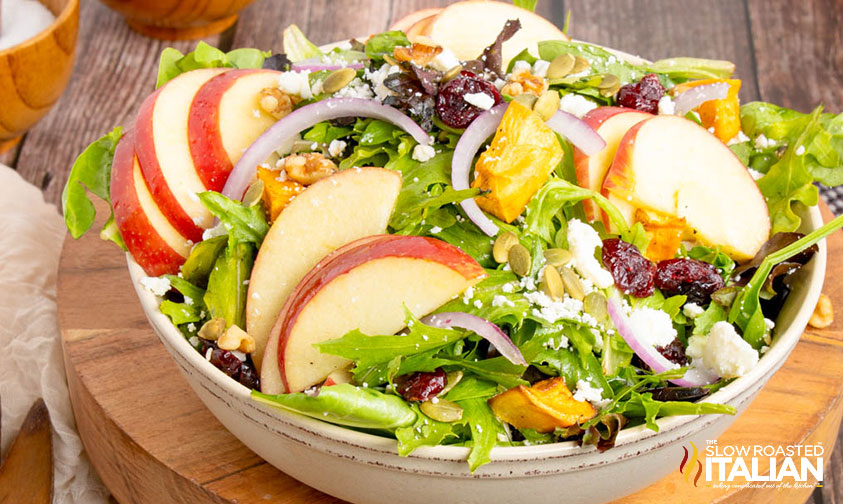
97,0 -> 256,40
0,0 -> 79,153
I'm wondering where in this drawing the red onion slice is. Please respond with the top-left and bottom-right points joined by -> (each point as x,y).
673,82 -> 731,117
222,98 -> 431,201
606,298 -> 718,387
545,110 -> 606,156
421,311 -> 527,366
291,62 -> 365,72
451,103 -> 607,237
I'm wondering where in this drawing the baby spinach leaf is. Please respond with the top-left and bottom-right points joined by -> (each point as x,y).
459,398 -> 507,472
198,191 -> 269,247
365,31 -> 410,61
395,404 -> 463,456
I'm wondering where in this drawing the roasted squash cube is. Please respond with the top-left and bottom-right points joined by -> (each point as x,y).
672,78 -> 742,143
472,101 -> 564,223
257,167 -> 306,222
488,377 -> 597,433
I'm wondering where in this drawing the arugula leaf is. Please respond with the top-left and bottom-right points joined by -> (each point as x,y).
644,58 -> 735,80
443,375 -> 500,401
693,303 -> 727,336
156,42 -> 270,88
439,356 -> 527,389
538,41 -> 642,84
253,384 -> 416,430
614,391 -> 735,431
197,191 -> 269,247
730,213 -> 843,347
459,398 -> 506,472
204,242 -> 254,329
61,127 -> 124,247
160,300 -> 203,325
282,24 -> 323,62
365,31 -> 410,61
395,404 -> 462,456
435,270 -> 531,327
756,108 -> 823,234
164,274 -> 207,308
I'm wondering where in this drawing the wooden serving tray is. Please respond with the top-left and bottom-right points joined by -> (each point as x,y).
58,201 -> 843,504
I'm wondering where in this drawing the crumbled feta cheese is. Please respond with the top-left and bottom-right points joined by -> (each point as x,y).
203,222 -> 227,240
462,286 -> 475,304
795,145 -> 806,156
747,168 -> 764,180
363,64 -> 400,101
558,93 -> 598,118
205,348 -> 213,361
513,60 -> 532,71
754,133 -> 776,149
184,296 -> 194,306
464,92 -> 495,110
430,48 -> 461,72
252,109 -> 261,118
567,219 -> 613,288
473,299 -> 484,309
764,318 -> 775,331
707,126 -> 716,134
687,321 -> 758,379
532,60 -> 550,78
523,290 -> 588,325
231,350 -> 247,362
501,282 -> 515,293
493,78 -> 506,90
412,144 -> 436,162
626,307 -> 677,348
657,95 -> 675,115
491,295 -> 514,308
140,276 -> 171,296
187,324 -> 196,333
727,130 -> 750,145
682,302 -> 705,319
573,379 -> 611,409
188,336 -> 199,346
278,70 -> 312,99
328,139 -> 347,157
429,225 -> 443,234
332,77 -> 374,99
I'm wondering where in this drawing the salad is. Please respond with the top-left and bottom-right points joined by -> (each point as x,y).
62,1 -> 843,471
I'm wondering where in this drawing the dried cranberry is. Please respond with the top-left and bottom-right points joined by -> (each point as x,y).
657,338 -> 688,366
435,71 -> 502,129
209,348 -> 242,379
601,238 -> 655,297
396,368 -> 447,402
655,258 -> 725,305
616,74 -> 665,114
238,362 -> 260,390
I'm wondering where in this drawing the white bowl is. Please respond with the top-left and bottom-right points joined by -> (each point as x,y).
129,202 -> 826,504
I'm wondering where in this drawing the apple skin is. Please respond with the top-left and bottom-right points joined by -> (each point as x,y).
573,107 -> 651,221
134,68 -> 228,243
601,115 -> 770,260
188,68 -> 282,192
263,235 -> 487,394
111,131 -> 191,276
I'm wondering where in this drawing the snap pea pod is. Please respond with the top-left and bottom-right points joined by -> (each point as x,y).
252,384 -> 416,430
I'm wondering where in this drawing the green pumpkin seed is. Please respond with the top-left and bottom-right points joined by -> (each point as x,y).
540,265 -> 565,301
572,56 -> 590,74
534,90 -> 560,121
508,244 -> 532,277
420,398 -> 464,423
544,248 -> 573,267
546,53 -> 576,79
560,267 -> 585,300
513,93 -> 538,109
584,291 -> 609,323
241,179 -> 265,207
198,318 -> 227,341
493,231 -> 520,263
439,370 -> 464,396
442,64 -> 463,83
598,74 -> 620,97
321,68 -> 357,94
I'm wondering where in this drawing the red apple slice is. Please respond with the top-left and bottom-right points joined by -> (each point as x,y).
262,235 -> 487,394
111,131 -> 192,276
247,167 -> 403,372
601,115 -> 770,260
134,68 -> 229,243
188,69 -> 282,192
573,107 -> 651,221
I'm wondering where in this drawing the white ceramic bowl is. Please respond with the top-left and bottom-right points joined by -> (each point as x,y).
129,202 -> 826,504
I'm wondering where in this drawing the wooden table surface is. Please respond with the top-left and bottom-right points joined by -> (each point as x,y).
7,0 -> 842,502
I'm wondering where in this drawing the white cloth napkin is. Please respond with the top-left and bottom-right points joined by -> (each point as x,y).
0,164 -> 109,503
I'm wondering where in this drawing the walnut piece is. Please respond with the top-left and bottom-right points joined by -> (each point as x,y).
809,293 -> 834,329
217,325 -> 256,354
501,68 -> 548,97
393,42 -> 443,66
283,153 -> 338,185
259,87 -> 295,119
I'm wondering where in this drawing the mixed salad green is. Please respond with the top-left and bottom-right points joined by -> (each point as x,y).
63,4 -> 843,472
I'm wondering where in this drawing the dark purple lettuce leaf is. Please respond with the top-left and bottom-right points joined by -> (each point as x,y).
479,19 -> 521,77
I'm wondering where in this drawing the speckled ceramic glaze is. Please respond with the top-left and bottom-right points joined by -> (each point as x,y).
130,200 -> 826,504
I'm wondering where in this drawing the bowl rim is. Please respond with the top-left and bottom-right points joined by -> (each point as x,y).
130,201 -> 827,465
0,0 -> 79,57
